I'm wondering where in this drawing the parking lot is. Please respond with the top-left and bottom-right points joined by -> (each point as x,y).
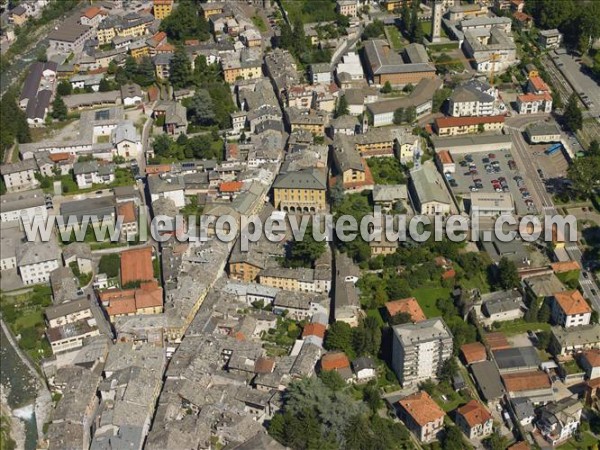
528,143 -> 570,180
446,149 -> 536,215
553,51 -> 600,115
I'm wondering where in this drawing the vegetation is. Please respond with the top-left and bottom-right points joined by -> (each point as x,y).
366,158 -> 407,185
151,131 -> 223,162
159,0 -> 210,42
0,89 -> 32,161
564,93 -> 583,132
283,224 -> 327,268
567,153 -> 600,199
99,254 -> 120,279
0,414 -> 16,450
362,20 -> 385,40
434,53 -> 464,75
324,318 -> 381,359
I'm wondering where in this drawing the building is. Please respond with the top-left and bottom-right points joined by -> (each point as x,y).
320,351 -> 353,382
494,347 -> 541,373
536,396 -> 582,446
580,350 -> 600,380
19,61 -> 57,126
448,80 -> 496,117
120,246 -> 154,286
9,5 -> 29,25
153,101 -> 188,135
73,161 -> 115,189
408,161 -> 452,216
470,192 -> 515,218
80,6 -> 106,27
99,281 -> 163,318
502,370 -> 554,404
372,185 -> 408,212
285,107 -> 327,136
0,189 -> 48,224
434,115 -> 505,136
336,0 -> 358,17
366,76 -> 442,126
552,290 -> 592,328
526,122 -> 561,144
48,17 -> 93,53
153,0 -> 173,19
477,289 -> 525,326
391,318 -> 453,386
471,360 -> 506,403
331,135 -> 373,192
397,391 -> 445,442
310,63 -> 332,85
462,27 -> 517,74
336,52 -> 364,82
455,400 -> 493,439
17,241 -> 61,285
117,201 -> 138,241
121,83 -> 143,106
45,299 -> 93,328
432,133 -> 513,155
112,121 -> 142,158
431,0 -> 443,43
221,50 -> 262,84
46,319 -> 100,354
539,29 -> 563,50
384,298 -> 426,323
362,40 -> 436,87
517,92 -> 552,114
0,159 -> 40,193
460,342 -> 487,365
272,168 -> 327,214
352,356 -> 376,383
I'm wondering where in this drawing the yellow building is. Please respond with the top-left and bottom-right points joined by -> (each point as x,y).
285,107 -> 327,137
130,41 -> 150,60
153,0 -> 173,20
272,168 -> 327,214
434,115 -> 505,136
383,0 -> 410,12
97,25 -> 116,45
221,56 -> 262,84
332,135 -> 373,192
200,2 -> 225,18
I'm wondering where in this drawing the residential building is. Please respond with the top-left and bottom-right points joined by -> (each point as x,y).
408,160 -> 452,216
117,201 -> 138,241
331,135 -> 373,192
536,396 -> 582,446
48,17 -> 93,53
310,63 -> 332,84
0,189 -> 47,224
436,150 -> 455,174
62,242 -> 93,275
391,318 -> 453,386
384,297 -> 426,323
120,246 -> 155,286
272,168 -> 327,213
552,290 -> 592,328
372,184 -> 408,212
19,60 -> 57,126
448,80 -> 496,117
455,400 -> 493,439
539,29 -> 563,50
336,52 -> 364,82
462,27 -> 517,74
494,347 -> 541,373
320,352 -> 353,382
46,319 -> 100,354
45,299 -> 93,328
352,357 -> 376,382
362,40 -> 436,87
153,53 -> 173,80
477,289 -> 525,326
517,92 -> 552,114
502,370 -> 554,404
221,49 -> 262,84
99,281 -> 164,318
580,350 -> 600,380
80,6 -> 107,27
284,107 -> 327,136
199,2 -> 225,18
0,159 -> 40,193
460,16 -> 512,34
73,161 -> 115,189
336,0 -> 358,17
397,391 -> 445,442
153,0 -> 173,19
153,101 -> 188,135
434,115 -> 505,136
526,122 -> 561,144
120,83 -> 143,106
471,360 -> 506,403
9,5 -> 29,25
366,77 -> 443,126
17,241 -> 61,285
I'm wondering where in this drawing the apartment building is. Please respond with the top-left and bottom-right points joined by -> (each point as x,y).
397,391 -> 445,442
408,161 -> 452,216
221,50 -> 262,84
539,29 -> 563,50
0,189 -> 48,224
536,397 -> 582,446
517,92 -> 553,114
48,17 -> 93,53
336,0 -> 358,17
0,159 -> 40,192
448,80 -> 496,117
272,168 -> 327,213
153,0 -> 173,20
455,400 -> 493,439
73,161 -> 115,189
391,318 -> 453,386
552,290 -> 592,328
45,299 -> 93,328
17,241 -> 62,285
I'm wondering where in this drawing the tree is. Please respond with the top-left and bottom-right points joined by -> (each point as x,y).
285,223 -> 326,268
536,330 -> 552,350
51,96 -> 67,121
538,301 -> 551,323
56,80 -> 72,96
188,89 -> 215,125
432,87 -> 452,113
401,2 -> 411,32
567,155 -> 600,198
381,81 -> 392,94
564,93 -> 583,132
169,47 -> 192,89
389,311 -> 412,325
404,106 -> 416,124
99,254 -> 120,278
160,0 -> 209,42
552,91 -> 563,110
588,140 -> 600,157
98,78 -> 111,92
334,95 -> 349,118
402,83 -> 414,93
483,430 -> 509,450
318,370 -> 346,392
363,382 -> 382,412
324,321 -> 354,355
439,357 -> 459,383
442,426 -> 466,450
362,20 -> 384,39
393,107 -> 405,125
107,60 -> 118,75
344,415 -> 372,450
496,257 -> 520,290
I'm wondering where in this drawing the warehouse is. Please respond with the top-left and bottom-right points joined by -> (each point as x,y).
432,134 -> 512,154
469,192 -> 514,217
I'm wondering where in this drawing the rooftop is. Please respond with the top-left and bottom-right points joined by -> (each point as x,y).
461,342 -> 487,365
392,317 -> 453,347
398,391 -> 445,426
321,351 -> 350,371
384,298 -> 426,322
410,160 -> 452,205
493,346 -> 541,371
471,360 -> 505,400
457,399 -> 492,428
120,247 -> 154,285
501,370 -> 551,392
553,290 -> 592,316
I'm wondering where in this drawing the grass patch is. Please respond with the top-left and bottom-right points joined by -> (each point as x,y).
558,432 -> 599,450
495,319 -> 551,336
281,0 -> 337,22
366,308 -> 384,327
411,287 -> 450,318
385,26 -> 403,50
429,381 -> 468,412
252,15 -> 267,32
366,157 -> 407,185
96,135 -> 110,143
421,21 -> 447,39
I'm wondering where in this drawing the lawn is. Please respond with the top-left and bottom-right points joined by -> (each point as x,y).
252,15 -> 267,33
421,21 -> 447,39
411,287 -> 451,318
385,26 -> 403,50
430,381 -> 468,412
366,157 -> 407,185
558,431 -> 599,450
496,319 -> 551,336
460,270 -> 491,294
366,308 -> 384,327
281,0 -> 338,23
96,135 -> 110,143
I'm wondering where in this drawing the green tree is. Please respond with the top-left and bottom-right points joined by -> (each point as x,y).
56,80 -> 72,96
496,257 -> 520,290
538,301 -> 551,323
159,0 -> 209,42
564,93 -> 583,132
381,81 -> 392,94
536,330 -> 552,350
401,2 -> 411,32
169,47 -> 192,89
439,357 -> 459,383
483,430 -> 509,450
99,78 -> 111,92
335,95 -> 349,118
344,415 -> 372,450
389,311 -> 412,325
404,106 -> 416,124
188,89 -> 215,125
318,370 -> 346,392
433,87 -> 452,113
442,426 -> 468,450
362,20 -> 384,39
588,139 -> 600,157
552,91 -> 563,110
51,95 -> 68,121
393,107 -> 405,125
324,321 -> 354,356
99,254 -> 120,278
567,155 -> 600,198
286,224 -> 326,268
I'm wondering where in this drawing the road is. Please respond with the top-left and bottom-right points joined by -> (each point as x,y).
565,244 -> 600,311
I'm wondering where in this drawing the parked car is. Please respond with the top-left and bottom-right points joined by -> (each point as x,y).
488,153 -> 496,159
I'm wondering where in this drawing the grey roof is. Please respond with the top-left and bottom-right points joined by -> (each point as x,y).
48,17 -> 91,42
526,122 -> 560,137
460,16 -> 512,28
62,242 -> 92,262
481,289 -> 524,315
431,133 -> 513,151
392,318 -> 453,347
512,397 -> 535,421
120,83 -> 142,99
330,114 -> 359,130
0,188 -> 45,213
539,29 -> 561,37
230,432 -> 288,450
0,158 -> 38,175
451,84 -> 495,104
367,77 -> 443,115
352,356 -> 375,372
60,196 -> 116,221
272,168 -> 327,190
410,160 -> 452,205
310,63 -> 331,74
333,135 -> 364,172
493,346 -> 541,371
363,39 -> 434,75
155,101 -> 187,127
524,273 -> 565,298
112,121 -> 139,144
45,299 -> 91,321
471,360 -> 506,401
403,43 -> 430,64
17,241 -> 61,266
372,184 -> 407,202
20,61 -> 58,102
551,324 -> 600,349
147,174 -> 185,195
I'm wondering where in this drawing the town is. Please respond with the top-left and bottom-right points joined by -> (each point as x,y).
0,0 -> 599,449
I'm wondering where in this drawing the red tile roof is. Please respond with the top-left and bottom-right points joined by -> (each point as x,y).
254,357 -> 275,374
457,400 -> 492,428
321,352 -> 350,371
134,281 -> 163,310
518,92 -> 552,102
385,298 -> 426,323
502,370 -> 551,392
485,332 -> 511,350
435,115 -> 505,129
508,442 -> 530,450
117,201 -> 136,224
461,342 -> 487,365
398,391 -> 445,427
528,75 -> 549,93
120,247 -> 154,285
83,6 -> 104,19
551,261 -> 581,273
581,350 -> 600,368
437,150 -> 454,164
302,323 -> 326,339
219,181 -> 244,193
554,290 -> 591,316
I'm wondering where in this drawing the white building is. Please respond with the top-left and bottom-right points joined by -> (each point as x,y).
310,63 -> 332,85
391,318 -> 453,386
17,241 -> 62,285
45,299 -> 94,328
112,121 -> 142,158
448,80 -> 496,117
336,52 -> 364,81
0,159 -> 40,193
73,161 -> 115,189
517,92 -> 553,114
120,83 -> 143,106
462,27 -> 518,74
408,161 -> 452,216
526,122 -> 561,144
539,29 -> 563,50
148,174 -> 186,208
470,192 -> 514,218
552,290 -> 592,328
0,189 -> 48,224
536,397 -> 582,447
